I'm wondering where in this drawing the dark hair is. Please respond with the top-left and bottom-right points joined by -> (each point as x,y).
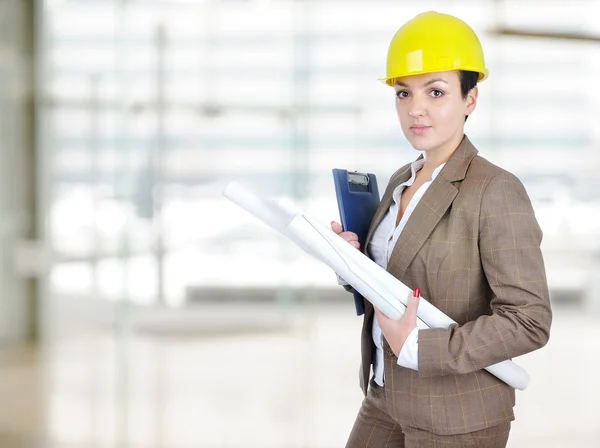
459,70 -> 478,122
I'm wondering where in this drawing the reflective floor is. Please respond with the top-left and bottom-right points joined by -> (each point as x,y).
0,303 -> 598,447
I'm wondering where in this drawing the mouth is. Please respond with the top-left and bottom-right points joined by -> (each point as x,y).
410,125 -> 431,135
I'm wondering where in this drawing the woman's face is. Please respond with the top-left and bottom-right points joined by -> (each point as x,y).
393,70 -> 477,156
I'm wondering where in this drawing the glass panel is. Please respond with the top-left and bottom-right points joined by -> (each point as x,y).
32,0 -> 600,446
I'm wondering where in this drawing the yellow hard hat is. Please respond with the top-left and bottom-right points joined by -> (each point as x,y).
380,11 -> 488,86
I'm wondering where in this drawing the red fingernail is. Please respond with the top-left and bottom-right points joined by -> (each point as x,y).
413,288 -> 420,298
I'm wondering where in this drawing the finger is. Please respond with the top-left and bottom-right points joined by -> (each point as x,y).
340,231 -> 359,243
330,221 -> 343,234
349,241 -> 361,249
405,293 -> 420,323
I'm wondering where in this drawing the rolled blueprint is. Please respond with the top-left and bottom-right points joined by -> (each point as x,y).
222,181 -> 531,390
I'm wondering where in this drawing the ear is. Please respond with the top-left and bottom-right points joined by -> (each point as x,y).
465,85 -> 478,117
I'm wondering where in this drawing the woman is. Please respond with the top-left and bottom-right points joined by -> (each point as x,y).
331,11 -> 552,448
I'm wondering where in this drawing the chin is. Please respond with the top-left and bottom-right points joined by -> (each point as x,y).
406,136 -> 434,152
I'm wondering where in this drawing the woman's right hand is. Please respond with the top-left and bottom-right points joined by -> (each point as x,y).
330,221 -> 360,250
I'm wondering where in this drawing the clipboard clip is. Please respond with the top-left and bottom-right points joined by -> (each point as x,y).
347,171 -> 370,187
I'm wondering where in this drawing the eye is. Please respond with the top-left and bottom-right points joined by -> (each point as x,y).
396,90 -> 410,100
430,89 -> 444,98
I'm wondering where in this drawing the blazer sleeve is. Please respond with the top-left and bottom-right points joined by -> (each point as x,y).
417,172 -> 553,378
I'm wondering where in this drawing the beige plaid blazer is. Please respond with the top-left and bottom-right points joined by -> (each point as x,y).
357,135 -> 552,435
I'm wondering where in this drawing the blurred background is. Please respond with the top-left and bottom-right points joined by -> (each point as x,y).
0,0 -> 599,447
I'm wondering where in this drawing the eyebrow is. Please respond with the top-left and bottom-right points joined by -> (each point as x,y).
394,78 -> 449,88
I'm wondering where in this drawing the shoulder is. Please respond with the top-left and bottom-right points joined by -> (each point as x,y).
466,155 -> 531,198
467,156 -> 535,214
467,155 -> 521,185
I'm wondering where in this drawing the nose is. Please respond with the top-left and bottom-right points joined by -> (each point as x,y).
408,94 -> 427,118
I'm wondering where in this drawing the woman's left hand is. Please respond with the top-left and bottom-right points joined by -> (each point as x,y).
374,289 -> 420,356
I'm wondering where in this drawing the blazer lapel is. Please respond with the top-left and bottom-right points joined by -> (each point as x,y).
387,135 -> 479,275
361,162 -> 414,316
363,163 -> 414,253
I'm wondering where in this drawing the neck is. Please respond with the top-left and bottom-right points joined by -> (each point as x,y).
423,131 -> 465,171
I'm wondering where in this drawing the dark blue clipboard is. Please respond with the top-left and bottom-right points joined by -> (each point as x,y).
332,169 -> 381,315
